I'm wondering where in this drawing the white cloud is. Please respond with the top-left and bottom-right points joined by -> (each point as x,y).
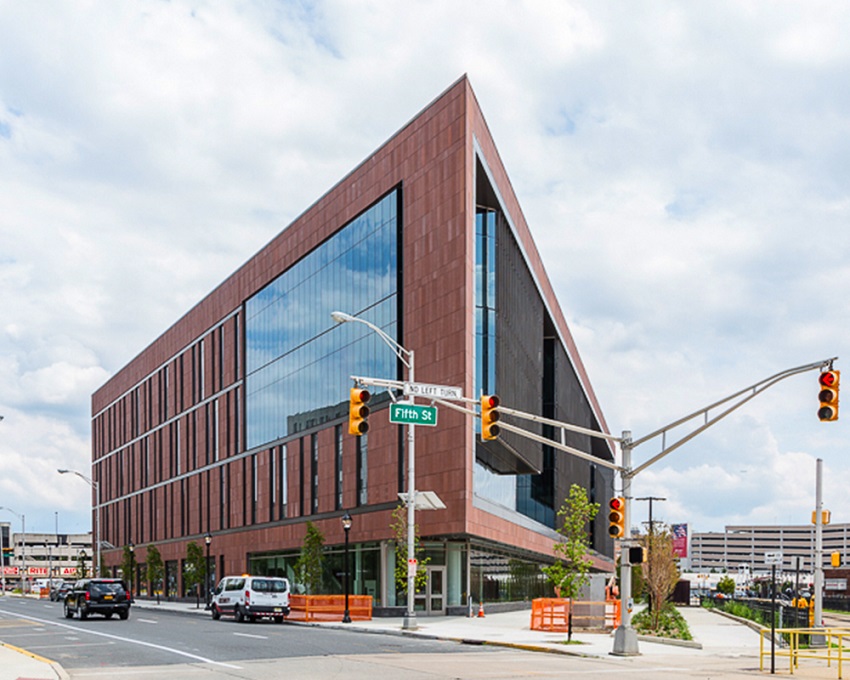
0,0 -> 848,537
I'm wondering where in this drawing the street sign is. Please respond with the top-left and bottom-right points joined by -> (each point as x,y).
389,402 -> 438,426
403,382 -> 462,400
765,551 -> 783,565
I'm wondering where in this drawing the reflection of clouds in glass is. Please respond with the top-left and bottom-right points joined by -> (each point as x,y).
245,191 -> 399,449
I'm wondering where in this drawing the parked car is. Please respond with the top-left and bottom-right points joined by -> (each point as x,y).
64,578 -> 131,620
210,575 -> 290,623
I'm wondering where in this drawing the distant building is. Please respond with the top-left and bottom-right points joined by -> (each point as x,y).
690,524 -> 850,573
1,526 -> 93,586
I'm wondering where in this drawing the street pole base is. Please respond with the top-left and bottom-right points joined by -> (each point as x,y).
402,613 -> 418,630
611,625 -> 641,656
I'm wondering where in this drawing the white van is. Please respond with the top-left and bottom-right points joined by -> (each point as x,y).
210,575 -> 290,623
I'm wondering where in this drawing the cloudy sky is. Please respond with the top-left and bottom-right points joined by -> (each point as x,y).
1,1 -> 848,542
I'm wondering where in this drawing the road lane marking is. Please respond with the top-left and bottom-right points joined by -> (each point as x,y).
233,632 -> 268,639
137,618 -> 158,624
0,607 -> 242,669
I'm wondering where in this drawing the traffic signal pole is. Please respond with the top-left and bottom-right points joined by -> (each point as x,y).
471,357 -> 837,657
612,431 -> 640,655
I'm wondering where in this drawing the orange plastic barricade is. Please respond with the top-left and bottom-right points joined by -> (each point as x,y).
288,594 -> 373,622
531,598 -> 621,632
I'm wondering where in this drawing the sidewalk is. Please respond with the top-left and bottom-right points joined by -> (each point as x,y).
0,597 -> 763,679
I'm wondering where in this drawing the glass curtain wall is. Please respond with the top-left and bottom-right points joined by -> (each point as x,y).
245,188 -> 400,450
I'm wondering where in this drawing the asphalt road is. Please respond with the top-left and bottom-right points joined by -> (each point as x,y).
0,597 -> 797,680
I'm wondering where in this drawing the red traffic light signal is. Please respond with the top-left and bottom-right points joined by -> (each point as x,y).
818,370 -> 840,422
480,394 -> 500,441
349,387 -> 371,435
608,497 -> 626,538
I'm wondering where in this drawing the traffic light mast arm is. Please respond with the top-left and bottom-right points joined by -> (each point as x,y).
627,357 -> 837,478
496,419 -> 622,473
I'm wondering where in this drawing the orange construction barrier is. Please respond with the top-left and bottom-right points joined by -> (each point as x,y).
288,594 -> 373,622
530,598 -> 621,632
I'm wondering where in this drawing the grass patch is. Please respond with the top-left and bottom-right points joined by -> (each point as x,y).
632,603 -> 693,641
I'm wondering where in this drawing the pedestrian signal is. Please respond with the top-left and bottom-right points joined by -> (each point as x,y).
628,546 -> 646,564
608,497 -> 626,538
818,370 -> 840,422
480,395 -> 501,441
349,388 -> 371,436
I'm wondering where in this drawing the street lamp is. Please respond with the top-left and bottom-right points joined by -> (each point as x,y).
0,507 -> 25,593
341,511 -> 352,623
128,541 -> 135,599
331,310 -> 418,630
204,533 -> 212,609
57,469 -> 100,577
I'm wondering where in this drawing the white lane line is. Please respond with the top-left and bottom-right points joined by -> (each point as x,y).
233,632 -> 268,640
0,607 -> 242,669
137,618 -> 158,624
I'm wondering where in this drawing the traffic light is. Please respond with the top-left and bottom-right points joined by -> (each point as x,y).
608,497 -> 626,538
480,395 -> 501,441
348,387 -> 371,436
818,370 -> 840,422
832,552 -> 842,568
628,546 -> 646,564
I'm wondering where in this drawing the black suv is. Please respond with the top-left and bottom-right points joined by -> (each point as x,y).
64,578 -> 131,620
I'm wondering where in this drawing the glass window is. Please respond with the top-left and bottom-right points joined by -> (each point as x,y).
245,189 -> 400,450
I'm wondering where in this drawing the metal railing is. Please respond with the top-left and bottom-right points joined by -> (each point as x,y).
759,626 -> 850,677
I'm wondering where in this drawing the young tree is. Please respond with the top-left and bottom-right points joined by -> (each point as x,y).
644,526 -> 681,631
184,542 -> 206,608
294,521 -> 325,594
146,545 -> 164,604
542,484 -> 600,600
120,546 -> 135,596
390,504 -> 429,596
716,574 -> 736,596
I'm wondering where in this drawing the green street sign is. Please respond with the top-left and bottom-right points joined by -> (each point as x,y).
389,402 -> 438,427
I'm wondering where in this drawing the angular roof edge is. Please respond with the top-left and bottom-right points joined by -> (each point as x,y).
463,80 -> 612,441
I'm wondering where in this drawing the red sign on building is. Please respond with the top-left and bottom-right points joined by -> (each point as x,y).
672,523 -> 688,558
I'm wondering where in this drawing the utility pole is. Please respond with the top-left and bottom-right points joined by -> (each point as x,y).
635,496 -> 666,614
814,458 -> 824,636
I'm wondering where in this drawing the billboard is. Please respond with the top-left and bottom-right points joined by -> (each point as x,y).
672,523 -> 688,558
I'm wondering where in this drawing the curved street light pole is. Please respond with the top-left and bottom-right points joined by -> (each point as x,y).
331,311 -> 418,630
57,469 -> 101,577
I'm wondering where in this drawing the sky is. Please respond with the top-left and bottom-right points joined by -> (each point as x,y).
1,1 -> 848,542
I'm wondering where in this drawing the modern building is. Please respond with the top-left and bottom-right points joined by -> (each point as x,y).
92,76 -> 616,614
690,524 -> 850,574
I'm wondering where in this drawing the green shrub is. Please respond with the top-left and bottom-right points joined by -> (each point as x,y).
632,603 -> 693,641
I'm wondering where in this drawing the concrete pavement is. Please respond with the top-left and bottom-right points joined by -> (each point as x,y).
0,595 -> 778,679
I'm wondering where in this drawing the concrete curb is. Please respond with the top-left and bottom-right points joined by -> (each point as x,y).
1,641 -> 70,680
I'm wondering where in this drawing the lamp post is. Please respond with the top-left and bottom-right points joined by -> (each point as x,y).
331,310 -> 418,630
128,541 -> 135,600
0,507 -> 24,592
0,521 -> 5,596
204,533 -> 212,610
57,469 -> 100,577
341,511 -> 352,623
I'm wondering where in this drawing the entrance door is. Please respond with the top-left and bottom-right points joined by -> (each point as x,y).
425,566 -> 446,615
